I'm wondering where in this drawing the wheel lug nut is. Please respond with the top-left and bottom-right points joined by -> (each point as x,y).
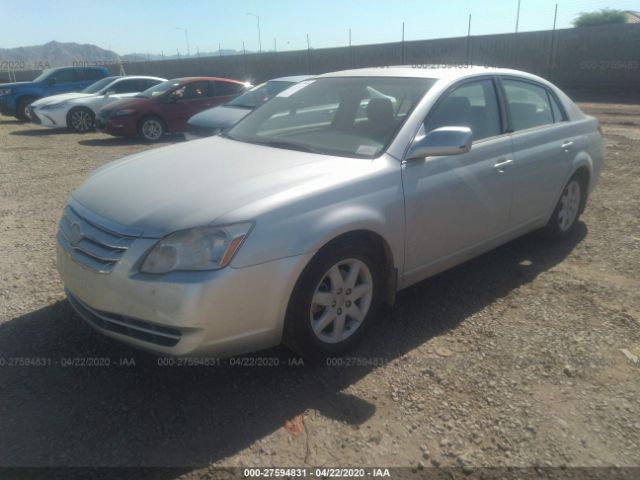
346,289 -> 352,294
337,308 -> 342,314
346,300 -> 352,307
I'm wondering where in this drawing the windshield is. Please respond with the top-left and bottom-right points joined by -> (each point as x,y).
226,77 -> 436,158
33,68 -> 56,82
82,76 -> 119,94
136,79 -> 182,98
228,80 -> 296,109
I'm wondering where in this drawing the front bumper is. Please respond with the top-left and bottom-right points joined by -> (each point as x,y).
0,97 -> 15,116
95,114 -> 137,136
57,238 -> 313,357
29,106 -> 65,127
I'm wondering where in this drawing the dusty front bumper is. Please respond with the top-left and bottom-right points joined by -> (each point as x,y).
57,241 -> 313,357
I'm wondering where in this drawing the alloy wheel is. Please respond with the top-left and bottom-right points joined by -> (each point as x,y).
309,258 -> 373,344
558,179 -> 581,232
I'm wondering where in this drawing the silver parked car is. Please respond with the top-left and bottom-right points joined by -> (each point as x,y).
185,75 -> 314,140
56,67 -> 605,359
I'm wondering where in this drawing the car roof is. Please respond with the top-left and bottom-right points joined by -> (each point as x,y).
317,65 -> 542,82
270,75 -> 315,83
171,77 -> 246,84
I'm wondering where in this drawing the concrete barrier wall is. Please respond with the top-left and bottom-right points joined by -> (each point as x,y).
7,24 -> 640,91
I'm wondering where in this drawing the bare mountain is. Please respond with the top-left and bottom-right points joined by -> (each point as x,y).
0,41 -> 245,70
0,41 -> 120,68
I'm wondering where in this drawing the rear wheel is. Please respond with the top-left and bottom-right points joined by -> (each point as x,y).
67,107 -> 95,133
543,173 -> 587,240
283,241 -> 383,360
16,97 -> 36,122
138,116 -> 166,142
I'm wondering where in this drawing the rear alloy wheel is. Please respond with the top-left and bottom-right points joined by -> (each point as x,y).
284,241 -> 383,360
68,107 -> 95,133
544,174 -> 586,240
139,116 -> 165,142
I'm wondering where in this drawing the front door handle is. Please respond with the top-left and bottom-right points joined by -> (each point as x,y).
561,141 -> 574,152
493,159 -> 513,172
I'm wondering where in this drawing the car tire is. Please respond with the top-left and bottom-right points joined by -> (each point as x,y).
67,107 -> 95,133
543,172 -> 587,241
283,240 -> 384,361
16,97 -> 36,122
138,116 -> 166,142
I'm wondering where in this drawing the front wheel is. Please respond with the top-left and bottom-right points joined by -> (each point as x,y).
67,107 -> 95,133
138,116 -> 166,142
283,241 -> 383,360
543,173 -> 587,240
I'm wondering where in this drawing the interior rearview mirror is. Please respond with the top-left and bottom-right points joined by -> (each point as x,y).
407,126 -> 473,160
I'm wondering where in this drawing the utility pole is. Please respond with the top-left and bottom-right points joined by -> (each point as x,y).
401,22 -> 405,64
246,13 -> 262,53
548,3 -> 558,76
515,0 -> 521,33
176,27 -> 190,56
466,14 -> 472,65
274,38 -> 277,52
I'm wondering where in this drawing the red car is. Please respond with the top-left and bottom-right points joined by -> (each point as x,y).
95,77 -> 248,141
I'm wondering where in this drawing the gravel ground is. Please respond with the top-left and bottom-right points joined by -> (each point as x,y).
0,104 -> 638,477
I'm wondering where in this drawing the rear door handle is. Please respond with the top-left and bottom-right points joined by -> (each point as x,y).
493,159 -> 513,172
561,141 -> 574,151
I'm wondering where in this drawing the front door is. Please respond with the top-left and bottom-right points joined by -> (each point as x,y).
402,78 -> 514,281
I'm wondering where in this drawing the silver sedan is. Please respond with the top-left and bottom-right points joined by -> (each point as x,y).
56,67 -> 605,359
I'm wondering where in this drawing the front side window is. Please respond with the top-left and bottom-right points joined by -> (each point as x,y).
214,81 -> 245,96
82,76 -> 118,94
50,69 -> 76,83
137,80 -> 182,98
425,79 -> 502,141
226,77 -> 435,158
503,79 -> 554,131
173,81 -> 210,100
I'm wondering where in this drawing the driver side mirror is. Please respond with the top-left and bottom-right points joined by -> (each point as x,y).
406,126 -> 473,160
104,90 -> 115,97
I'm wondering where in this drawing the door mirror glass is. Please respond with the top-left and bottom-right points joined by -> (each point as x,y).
407,126 -> 472,160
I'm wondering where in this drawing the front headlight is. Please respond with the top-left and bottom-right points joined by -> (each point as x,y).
114,108 -> 136,116
140,222 -> 253,274
41,101 -> 69,110
0,88 -> 11,96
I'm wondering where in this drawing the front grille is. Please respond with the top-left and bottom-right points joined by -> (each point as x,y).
57,205 -> 133,274
67,291 -> 182,347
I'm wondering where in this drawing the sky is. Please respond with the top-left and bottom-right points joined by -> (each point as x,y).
1,0 -> 638,55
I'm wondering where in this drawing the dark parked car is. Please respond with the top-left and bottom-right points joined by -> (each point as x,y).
185,75 -> 313,140
95,77 -> 248,141
0,66 -> 108,120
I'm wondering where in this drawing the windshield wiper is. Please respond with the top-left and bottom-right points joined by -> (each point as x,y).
262,139 -> 319,153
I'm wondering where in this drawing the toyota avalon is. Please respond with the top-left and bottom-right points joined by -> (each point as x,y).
57,67 -> 605,359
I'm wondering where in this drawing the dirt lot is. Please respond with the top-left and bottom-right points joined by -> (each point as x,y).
0,103 -> 639,477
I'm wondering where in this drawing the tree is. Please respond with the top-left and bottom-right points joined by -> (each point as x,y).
573,9 -> 628,27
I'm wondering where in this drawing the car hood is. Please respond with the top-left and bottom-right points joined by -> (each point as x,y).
71,136 -> 362,238
31,92 -> 94,107
0,81 -> 32,90
188,105 -> 252,130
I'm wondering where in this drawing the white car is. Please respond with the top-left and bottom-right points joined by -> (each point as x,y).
28,75 -> 166,132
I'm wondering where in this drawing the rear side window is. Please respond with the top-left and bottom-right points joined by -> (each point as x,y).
214,81 -> 245,96
503,79 -> 554,131
111,79 -> 144,93
548,92 -> 566,122
425,79 -> 502,141
79,69 -> 104,81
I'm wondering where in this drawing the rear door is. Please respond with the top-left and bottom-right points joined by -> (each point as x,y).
500,77 -> 575,228
163,81 -> 213,131
402,77 -> 514,280
212,80 -> 245,106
